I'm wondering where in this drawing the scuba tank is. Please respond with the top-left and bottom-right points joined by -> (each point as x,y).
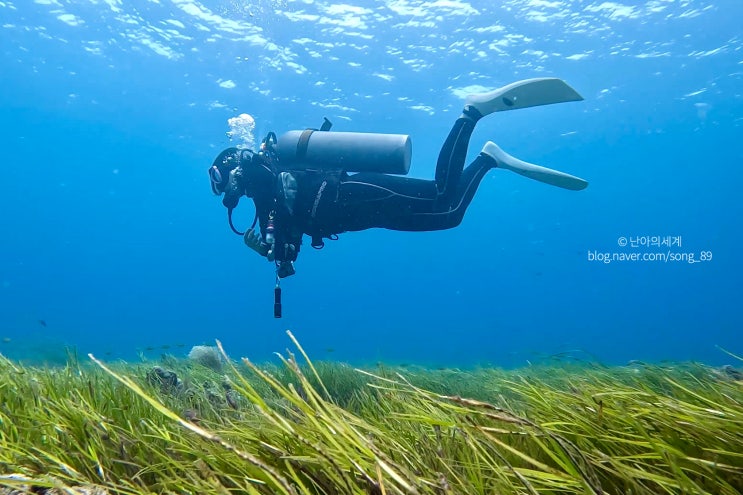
276,129 -> 412,175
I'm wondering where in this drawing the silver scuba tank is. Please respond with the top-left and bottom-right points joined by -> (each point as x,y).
276,129 -> 412,175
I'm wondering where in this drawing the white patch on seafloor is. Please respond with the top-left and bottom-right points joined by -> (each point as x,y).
218,79 -> 236,89
566,53 -> 591,60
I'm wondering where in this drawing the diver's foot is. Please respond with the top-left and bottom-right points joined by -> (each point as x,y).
464,78 -> 584,118
481,141 -> 588,191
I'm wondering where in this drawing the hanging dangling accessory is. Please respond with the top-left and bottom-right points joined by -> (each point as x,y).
273,272 -> 282,319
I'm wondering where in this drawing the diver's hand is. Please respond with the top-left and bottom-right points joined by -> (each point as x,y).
277,260 -> 296,278
244,228 -> 269,257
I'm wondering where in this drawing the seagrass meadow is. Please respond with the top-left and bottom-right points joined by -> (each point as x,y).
1,332 -> 742,495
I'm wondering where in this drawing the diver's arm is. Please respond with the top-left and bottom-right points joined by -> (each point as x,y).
245,203 -> 274,259
244,228 -> 269,257
272,229 -> 301,278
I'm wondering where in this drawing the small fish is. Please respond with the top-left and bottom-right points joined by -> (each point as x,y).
183,409 -> 200,424
226,390 -> 239,410
1,337 -> 10,344
722,365 -> 743,381
38,320 -> 47,327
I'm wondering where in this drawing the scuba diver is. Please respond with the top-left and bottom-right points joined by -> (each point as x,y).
208,78 -> 589,317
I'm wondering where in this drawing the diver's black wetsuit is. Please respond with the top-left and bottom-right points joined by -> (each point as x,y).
217,108 -> 494,268
335,109 -> 492,233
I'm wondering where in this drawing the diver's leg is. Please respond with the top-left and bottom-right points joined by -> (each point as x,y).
336,173 -> 438,232
433,78 -> 587,202
337,137 -> 496,233
393,137 -> 590,231
397,152 -> 495,231
434,106 -> 482,205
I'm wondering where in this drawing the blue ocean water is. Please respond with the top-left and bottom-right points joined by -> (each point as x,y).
0,0 -> 740,368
